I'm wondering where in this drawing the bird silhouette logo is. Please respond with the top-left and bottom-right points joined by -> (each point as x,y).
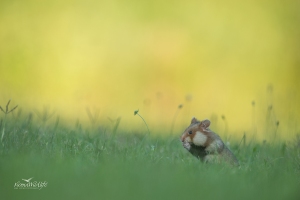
22,177 -> 34,183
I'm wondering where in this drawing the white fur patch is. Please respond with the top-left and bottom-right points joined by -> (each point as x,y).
184,136 -> 192,143
192,131 -> 207,146
206,139 -> 223,153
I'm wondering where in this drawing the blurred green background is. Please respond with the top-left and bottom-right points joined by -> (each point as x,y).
0,0 -> 299,137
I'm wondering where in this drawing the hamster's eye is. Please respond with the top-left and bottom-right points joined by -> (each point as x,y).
188,130 -> 193,134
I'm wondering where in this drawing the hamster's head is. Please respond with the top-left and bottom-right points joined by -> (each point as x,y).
180,117 -> 211,147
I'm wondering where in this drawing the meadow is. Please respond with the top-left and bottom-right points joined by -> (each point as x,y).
0,104 -> 299,200
1,1 -> 300,199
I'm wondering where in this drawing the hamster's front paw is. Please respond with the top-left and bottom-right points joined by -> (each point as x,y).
182,141 -> 191,151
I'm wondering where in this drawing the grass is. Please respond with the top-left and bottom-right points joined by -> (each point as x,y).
0,113 -> 299,200
0,100 -> 18,143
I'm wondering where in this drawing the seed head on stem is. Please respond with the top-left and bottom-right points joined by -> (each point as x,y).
134,109 -> 150,135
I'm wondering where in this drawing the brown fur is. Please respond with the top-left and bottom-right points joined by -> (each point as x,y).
180,117 -> 239,166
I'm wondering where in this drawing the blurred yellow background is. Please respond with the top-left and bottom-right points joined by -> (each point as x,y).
0,0 -> 299,138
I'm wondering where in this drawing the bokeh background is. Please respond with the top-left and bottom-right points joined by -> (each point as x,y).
0,0 -> 299,138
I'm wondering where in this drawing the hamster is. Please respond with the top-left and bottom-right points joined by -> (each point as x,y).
180,117 -> 239,166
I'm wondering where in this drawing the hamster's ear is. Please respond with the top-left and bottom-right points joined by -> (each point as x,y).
191,117 -> 199,124
201,119 -> 211,128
